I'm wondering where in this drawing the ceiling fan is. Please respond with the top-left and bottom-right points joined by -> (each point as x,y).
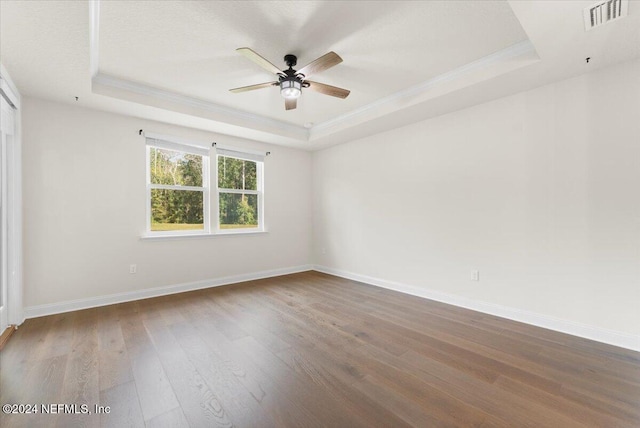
229,47 -> 350,111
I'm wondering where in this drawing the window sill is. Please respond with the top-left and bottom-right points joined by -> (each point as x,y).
140,229 -> 268,241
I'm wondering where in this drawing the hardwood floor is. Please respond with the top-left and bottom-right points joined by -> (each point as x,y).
1,271 -> 639,427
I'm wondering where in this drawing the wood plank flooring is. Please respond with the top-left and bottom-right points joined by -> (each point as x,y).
1,271 -> 638,427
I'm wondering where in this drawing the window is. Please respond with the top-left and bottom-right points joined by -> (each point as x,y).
146,139 -> 209,234
216,148 -> 264,231
145,134 -> 264,236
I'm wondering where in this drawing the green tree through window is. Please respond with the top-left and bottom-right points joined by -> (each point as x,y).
146,139 -> 264,235
218,155 -> 259,229
149,147 -> 205,231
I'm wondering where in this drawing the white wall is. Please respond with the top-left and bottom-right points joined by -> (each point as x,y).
313,59 -> 640,338
20,59 -> 640,348
23,98 -> 312,309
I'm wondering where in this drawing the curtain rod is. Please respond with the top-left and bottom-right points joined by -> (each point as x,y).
212,142 -> 270,156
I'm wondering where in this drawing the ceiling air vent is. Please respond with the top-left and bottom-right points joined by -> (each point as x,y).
584,0 -> 629,30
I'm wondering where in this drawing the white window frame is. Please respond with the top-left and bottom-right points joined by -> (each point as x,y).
143,134 -> 267,238
214,147 -> 265,233
145,137 -> 210,236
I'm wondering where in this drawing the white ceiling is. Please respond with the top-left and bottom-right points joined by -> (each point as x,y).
1,1 -> 639,149
99,1 -> 527,125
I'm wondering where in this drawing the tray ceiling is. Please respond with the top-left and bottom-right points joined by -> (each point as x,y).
1,1 -> 639,149
98,1 -> 528,126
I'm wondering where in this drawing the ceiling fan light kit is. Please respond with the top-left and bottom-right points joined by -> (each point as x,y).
280,79 -> 302,99
230,48 -> 350,110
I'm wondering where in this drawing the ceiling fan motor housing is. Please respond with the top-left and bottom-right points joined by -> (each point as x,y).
284,54 -> 297,68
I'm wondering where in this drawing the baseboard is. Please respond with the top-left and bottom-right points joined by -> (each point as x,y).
23,263 -> 640,352
313,265 -> 640,352
24,265 -> 313,319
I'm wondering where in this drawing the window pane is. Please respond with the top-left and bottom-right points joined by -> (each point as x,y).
217,156 -> 257,190
151,189 -> 204,231
150,147 -> 203,187
219,193 -> 258,229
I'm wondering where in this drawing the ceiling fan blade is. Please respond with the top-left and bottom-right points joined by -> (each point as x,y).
306,81 -> 350,99
285,98 -> 297,110
236,48 -> 285,76
296,52 -> 343,78
229,82 -> 277,93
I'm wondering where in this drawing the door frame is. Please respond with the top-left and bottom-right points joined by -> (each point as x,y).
0,129 -> 6,331
0,63 -> 23,327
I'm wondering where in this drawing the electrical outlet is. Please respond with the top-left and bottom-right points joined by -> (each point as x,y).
129,264 -> 137,274
471,270 -> 480,281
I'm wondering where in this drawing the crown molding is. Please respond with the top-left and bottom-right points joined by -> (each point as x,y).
89,0 -> 100,78
88,0 -> 538,147
309,40 -> 539,141
92,73 -> 309,141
